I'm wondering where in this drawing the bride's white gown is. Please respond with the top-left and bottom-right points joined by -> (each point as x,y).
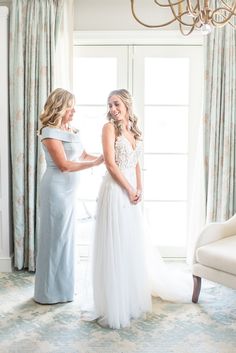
81,135 -> 192,329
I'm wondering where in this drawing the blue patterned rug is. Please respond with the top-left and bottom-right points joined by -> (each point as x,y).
0,271 -> 236,353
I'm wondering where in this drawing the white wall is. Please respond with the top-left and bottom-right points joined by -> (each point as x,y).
0,0 -> 183,31
74,0 -> 179,30
0,0 -> 180,32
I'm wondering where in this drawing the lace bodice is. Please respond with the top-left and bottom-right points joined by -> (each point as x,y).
115,135 -> 142,169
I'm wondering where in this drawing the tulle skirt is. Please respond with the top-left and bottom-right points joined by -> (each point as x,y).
92,169 -> 152,329
80,169 -> 193,329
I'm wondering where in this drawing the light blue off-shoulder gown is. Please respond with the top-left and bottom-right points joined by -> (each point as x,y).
34,127 -> 83,304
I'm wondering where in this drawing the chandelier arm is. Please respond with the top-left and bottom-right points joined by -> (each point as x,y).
211,6 -> 236,25
179,21 -> 196,35
212,17 -> 236,26
186,0 -> 197,16
220,0 -> 236,12
154,0 -> 185,8
167,0 -> 197,26
219,6 -> 236,28
222,0 -> 236,16
199,9 -> 207,25
229,0 -> 236,14
188,1 -> 200,16
194,22 -> 204,29
130,0 -> 236,34
228,20 -> 236,28
217,13 -> 236,28
130,0 -> 179,28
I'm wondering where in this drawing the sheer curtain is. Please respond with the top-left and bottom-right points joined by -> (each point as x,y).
187,120 -> 206,263
9,0 -> 72,271
54,0 -> 74,90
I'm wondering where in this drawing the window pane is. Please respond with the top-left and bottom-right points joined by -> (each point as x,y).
144,201 -> 187,247
145,58 -> 189,105
144,106 -> 188,153
73,57 -> 117,104
143,155 -> 187,200
73,106 -> 107,153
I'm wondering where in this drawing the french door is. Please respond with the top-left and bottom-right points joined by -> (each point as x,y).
73,46 -> 128,257
73,43 -> 203,258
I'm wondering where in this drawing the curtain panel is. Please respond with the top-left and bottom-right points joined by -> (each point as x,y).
9,0 -> 64,270
203,24 -> 236,222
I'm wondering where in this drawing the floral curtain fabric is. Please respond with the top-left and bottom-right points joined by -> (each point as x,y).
203,25 -> 236,222
9,0 -> 64,270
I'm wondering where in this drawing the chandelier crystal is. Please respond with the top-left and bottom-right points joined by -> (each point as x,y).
130,0 -> 236,36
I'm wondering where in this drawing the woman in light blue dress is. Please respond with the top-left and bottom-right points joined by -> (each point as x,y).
34,88 -> 103,304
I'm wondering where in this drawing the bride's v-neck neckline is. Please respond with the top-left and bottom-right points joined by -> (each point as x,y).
120,134 -> 137,151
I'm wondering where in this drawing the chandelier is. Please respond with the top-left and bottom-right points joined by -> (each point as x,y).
130,0 -> 236,35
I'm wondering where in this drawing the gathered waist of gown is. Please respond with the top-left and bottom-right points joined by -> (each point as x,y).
104,166 -> 136,176
119,165 -> 136,170
103,167 -> 136,187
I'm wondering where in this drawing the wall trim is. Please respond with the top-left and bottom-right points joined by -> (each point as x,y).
0,255 -> 13,272
0,6 -> 9,18
74,30 -> 203,46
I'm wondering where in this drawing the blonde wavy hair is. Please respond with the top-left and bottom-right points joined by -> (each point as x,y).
39,88 -> 75,134
107,89 -> 142,140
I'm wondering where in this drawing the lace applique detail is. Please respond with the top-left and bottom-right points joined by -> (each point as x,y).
115,135 -> 142,169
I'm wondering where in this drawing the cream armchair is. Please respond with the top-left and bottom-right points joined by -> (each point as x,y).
192,214 -> 236,303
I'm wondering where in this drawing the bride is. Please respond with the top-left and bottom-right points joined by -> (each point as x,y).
83,89 -> 192,329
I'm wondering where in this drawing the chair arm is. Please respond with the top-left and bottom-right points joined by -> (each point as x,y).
192,213 -> 236,263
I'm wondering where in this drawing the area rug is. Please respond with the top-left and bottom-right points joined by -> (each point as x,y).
0,271 -> 236,353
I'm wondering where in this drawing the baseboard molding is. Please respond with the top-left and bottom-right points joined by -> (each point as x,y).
163,257 -> 187,262
0,254 -> 13,272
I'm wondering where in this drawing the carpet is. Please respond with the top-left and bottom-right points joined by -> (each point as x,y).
0,271 -> 236,353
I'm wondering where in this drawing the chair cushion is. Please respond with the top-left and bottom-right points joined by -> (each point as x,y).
196,235 -> 236,276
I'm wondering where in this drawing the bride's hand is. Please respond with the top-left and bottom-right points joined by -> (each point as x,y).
135,189 -> 142,203
128,189 -> 140,204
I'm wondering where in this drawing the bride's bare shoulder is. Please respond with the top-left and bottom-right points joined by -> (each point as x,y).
102,122 -> 116,134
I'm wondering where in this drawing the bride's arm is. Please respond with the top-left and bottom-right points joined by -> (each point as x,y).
102,123 -> 138,203
135,162 -> 142,203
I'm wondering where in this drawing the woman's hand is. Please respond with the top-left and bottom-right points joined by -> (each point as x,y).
128,188 -> 140,204
93,155 -> 104,166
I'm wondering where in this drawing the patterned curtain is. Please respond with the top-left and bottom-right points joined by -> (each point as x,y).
204,24 -> 236,223
9,0 -> 64,270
